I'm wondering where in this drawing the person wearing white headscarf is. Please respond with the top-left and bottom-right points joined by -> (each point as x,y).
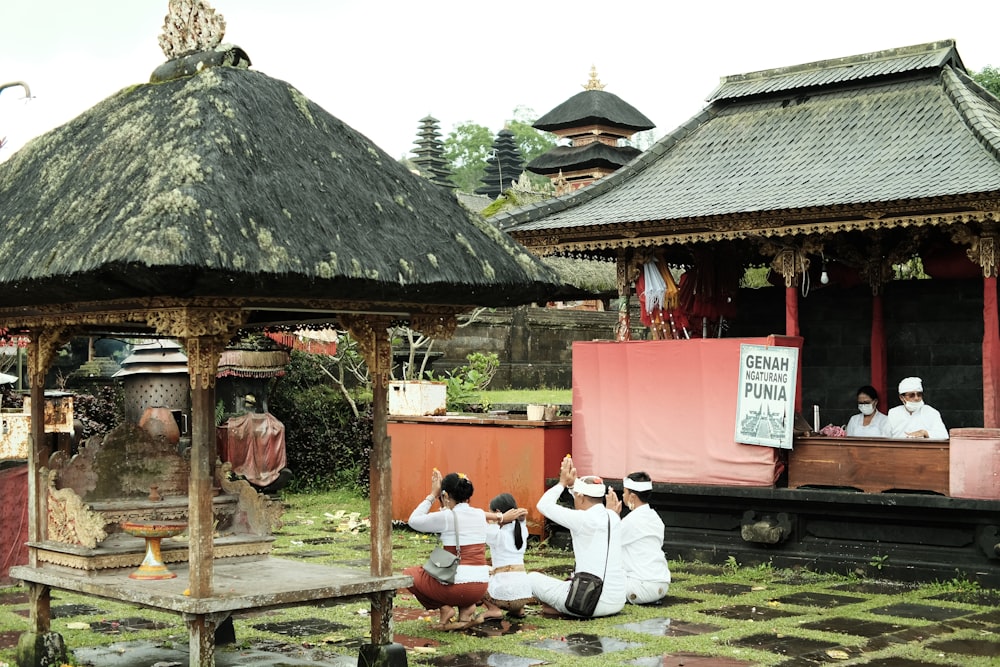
886,377 -> 948,439
606,471 -> 671,604
527,455 -> 626,618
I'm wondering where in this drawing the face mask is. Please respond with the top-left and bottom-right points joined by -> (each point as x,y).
905,400 -> 924,413
858,403 -> 875,416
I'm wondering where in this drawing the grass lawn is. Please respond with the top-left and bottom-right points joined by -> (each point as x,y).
0,488 -> 996,666
480,388 -> 572,405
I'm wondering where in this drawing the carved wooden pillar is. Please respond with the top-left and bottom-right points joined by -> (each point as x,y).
24,326 -> 72,636
614,248 -> 635,342
970,227 -> 1000,427
145,307 -> 244,606
771,248 -> 807,338
344,313 -> 396,645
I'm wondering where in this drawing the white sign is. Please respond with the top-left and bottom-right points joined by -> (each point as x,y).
735,344 -> 798,449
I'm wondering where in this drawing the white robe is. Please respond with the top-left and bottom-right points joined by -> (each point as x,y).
886,404 -> 948,440
528,483 -> 626,617
485,520 -> 532,602
620,504 -> 671,604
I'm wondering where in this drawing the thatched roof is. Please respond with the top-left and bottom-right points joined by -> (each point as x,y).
533,89 -> 655,134
0,63 -> 570,320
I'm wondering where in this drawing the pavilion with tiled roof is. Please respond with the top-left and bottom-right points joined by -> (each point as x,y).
497,39 -> 1000,426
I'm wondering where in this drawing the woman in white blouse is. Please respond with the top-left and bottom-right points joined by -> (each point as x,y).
845,385 -> 890,437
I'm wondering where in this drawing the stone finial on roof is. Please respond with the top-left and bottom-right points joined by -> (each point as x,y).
159,0 -> 227,59
583,65 -> 606,91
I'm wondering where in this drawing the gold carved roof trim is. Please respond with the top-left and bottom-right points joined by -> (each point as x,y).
516,209 -> 1000,256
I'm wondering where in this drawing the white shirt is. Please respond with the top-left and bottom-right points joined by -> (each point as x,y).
536,483 -> 626,602
886,404 -> 948,439
408,499 -> 489,583
620,504 -> 671,585
485,520 -> 532,601
845,410 -> 889,437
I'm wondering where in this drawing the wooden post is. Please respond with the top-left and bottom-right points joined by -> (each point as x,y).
771,248 -> 803,338
184,335 -> 225,600
369,322 -> 394,644
615,248 -> 634,341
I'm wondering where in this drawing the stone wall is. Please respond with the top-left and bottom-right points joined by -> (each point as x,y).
431,306 -> 622,388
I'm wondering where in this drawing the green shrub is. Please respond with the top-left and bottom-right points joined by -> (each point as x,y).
269,352 -> 372,495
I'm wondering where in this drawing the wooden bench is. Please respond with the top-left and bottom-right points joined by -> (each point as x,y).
788,436 -> 950,495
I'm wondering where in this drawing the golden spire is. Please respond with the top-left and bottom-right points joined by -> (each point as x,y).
583,65 -> 606,91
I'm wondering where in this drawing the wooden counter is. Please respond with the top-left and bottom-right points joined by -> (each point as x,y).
788,435 -> 949,495
389,414 -> 571,535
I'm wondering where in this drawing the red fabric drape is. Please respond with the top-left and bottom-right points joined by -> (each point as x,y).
217,413 -> 287,487
0,464 -> 28,583
983,277 -> 1000,428
871,294 -> 887,403
785,287 -> 799,337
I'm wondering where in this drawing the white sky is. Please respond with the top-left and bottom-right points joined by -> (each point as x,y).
2,1 -> 999,163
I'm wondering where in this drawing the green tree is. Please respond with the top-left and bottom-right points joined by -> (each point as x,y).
971,65 -> 1000,98
443,108 -> 556,193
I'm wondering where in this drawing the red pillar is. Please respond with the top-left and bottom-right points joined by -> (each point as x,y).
870,294 -> 887,403
785,286 -> 799,337
983,276 -> 1000,427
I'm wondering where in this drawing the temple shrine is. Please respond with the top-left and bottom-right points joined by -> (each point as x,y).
527,66 -> 655,195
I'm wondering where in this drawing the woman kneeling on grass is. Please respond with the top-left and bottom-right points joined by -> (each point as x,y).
404,469 -> 489,630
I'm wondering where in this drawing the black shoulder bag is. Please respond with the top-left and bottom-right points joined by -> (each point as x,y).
564,513 -> 610,617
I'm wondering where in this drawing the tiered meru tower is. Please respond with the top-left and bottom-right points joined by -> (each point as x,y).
475,128 -> 526,199
527,67 -> 655,195
411,115 -> 455,188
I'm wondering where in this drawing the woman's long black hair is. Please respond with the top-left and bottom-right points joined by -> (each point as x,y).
489,492 -> 523,550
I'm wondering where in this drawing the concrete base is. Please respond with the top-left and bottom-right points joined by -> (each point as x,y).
358,642 -> 408,667
16,631 -> 67,667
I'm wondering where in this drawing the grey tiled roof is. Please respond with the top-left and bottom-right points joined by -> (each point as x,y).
707,40 -> 962,102
496,41 -> 1000,234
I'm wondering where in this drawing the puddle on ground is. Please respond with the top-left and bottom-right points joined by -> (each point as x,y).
618,618 -> 720,636
394,633 -> 441,651
776,591 -> 865,607
251,618 -> 347,636
773,645 -> 864,666
629,652 -> 755,667
800,616 -> 903,637
927,637 -> 1000,657
424,650 -> 545,667
92,617 -> 173,634
704,605 -> 799,621
870,603 -> 969,621
831,581 -> 918,595
730,633 -> 839,656
0,630 -> 20,650
687,583 -> 753,596
52,603 -> 104,618
529,632 -> 639,656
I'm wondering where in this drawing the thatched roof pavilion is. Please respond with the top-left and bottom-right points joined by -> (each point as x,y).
1,2 -> 567,665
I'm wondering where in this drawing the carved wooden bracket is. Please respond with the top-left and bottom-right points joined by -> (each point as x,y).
342,315 -> 394,384
409,313 -> 458,341
26,327 -> 76,382
145,307 -> 245,339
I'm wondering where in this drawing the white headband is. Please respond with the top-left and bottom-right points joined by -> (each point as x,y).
623,478 -> 653,492
572,476 -> 607,498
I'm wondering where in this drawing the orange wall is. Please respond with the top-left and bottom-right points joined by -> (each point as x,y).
389,418 -> 571,535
